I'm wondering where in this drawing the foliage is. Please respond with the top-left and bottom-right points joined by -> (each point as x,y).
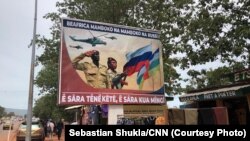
174,0 -> 250,89
185,63 -> 246,91
33,94 -> 75,122
0,106 -> 6,118
6,112 -> 15,117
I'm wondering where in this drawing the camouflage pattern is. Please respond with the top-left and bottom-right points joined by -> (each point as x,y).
72,54 -> 110,88
107,69 -> 123,89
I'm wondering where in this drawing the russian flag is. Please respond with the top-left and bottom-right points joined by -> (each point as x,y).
126,44 -> 152,61
123,44 -> 152,76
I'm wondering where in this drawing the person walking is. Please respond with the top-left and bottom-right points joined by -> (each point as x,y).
47,119 -> 55,140
56,119 -> 64,140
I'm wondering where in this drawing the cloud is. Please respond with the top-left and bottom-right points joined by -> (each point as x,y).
0,0 -> 58,109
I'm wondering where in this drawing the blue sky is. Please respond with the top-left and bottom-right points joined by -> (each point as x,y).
0,0 -> 59,109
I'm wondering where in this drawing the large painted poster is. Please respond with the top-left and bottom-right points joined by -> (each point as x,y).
59,18 -> 165,105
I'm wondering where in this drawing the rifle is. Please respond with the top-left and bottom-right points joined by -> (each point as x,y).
112,73 -> 127,89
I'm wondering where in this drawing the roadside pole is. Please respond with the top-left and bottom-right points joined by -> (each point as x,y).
26,0 -> 37,141
7,120 -> 12,141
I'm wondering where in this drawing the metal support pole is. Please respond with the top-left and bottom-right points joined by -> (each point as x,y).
76,111 -> 78,123
26,0 -> 37,140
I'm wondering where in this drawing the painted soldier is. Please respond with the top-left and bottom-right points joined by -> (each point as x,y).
107,57 -> 127,89
72,50 -> 110,88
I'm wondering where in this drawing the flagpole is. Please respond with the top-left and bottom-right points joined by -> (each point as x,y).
26,0 -> 37,140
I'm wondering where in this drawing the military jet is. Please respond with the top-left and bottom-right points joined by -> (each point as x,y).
69,45 -> 83,49
105,36 -> 117,40
69,31 -> 107,47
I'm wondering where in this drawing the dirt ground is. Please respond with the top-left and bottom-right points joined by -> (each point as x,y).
44,130 -> 65,141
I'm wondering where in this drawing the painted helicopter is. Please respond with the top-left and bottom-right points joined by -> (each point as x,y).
69,45 -> 83,49
69,31 -> 107,47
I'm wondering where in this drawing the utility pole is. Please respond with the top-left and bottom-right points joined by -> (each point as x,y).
26,0 -> 37,140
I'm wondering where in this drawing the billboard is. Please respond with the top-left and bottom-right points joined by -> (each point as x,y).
59,18 -> 165,105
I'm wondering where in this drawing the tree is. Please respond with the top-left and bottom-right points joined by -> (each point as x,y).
0,106 -> 6,118
7,112 -> 15,117
185,62 -> 246,91
33,94 -> 75,122
173,1 -> 250,90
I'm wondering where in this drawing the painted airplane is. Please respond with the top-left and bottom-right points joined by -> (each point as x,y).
105,36 -> 117,40
69,45 -> 83,49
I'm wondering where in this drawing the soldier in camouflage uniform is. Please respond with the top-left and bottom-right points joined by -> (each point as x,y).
72,50 -> 110,88
107,57 -> 127,89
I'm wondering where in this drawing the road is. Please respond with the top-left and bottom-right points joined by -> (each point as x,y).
0,121 -> 65,141
0,120 -> 20,141
44,130 -> 65,141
